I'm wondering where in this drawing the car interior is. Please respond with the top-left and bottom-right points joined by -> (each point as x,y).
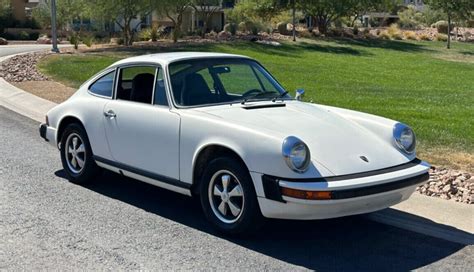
115,66 -> 168,106
169,59 -> 285,107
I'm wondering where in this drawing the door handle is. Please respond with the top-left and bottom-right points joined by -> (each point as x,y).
103,110 -> 116,118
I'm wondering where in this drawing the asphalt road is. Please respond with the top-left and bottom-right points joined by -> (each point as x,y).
0,44 -> 69,58
0,106 -> 472,271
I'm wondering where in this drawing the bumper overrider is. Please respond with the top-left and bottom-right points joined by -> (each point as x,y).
39,123 -> 57,146
257,158 -> 430,220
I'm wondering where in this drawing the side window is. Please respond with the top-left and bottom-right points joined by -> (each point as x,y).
116,66 -> 156,104
154,68 -> 168,106
89,71 -> 114,97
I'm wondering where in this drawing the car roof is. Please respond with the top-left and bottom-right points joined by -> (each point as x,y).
110,52 -> 252,67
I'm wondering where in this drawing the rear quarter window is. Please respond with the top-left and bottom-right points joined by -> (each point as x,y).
89,71 -> 115,97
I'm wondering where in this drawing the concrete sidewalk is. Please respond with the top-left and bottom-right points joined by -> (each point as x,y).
0,54 -> 472,245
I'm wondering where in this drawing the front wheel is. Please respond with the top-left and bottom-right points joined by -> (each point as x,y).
200,157 -> 263,235
60,123 -> 100,184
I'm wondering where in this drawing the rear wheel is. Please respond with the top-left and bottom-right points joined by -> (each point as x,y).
60,123 -> 99,184
200,157 -> 263,235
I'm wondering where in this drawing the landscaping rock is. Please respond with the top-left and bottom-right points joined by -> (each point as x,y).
0,52 -> 50,82
217,31 -> 231,41
37,36 -> 52,44
417,167 -> 473,204
0,37 -> 8,45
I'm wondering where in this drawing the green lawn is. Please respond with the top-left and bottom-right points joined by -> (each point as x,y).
38,38 -> 474,167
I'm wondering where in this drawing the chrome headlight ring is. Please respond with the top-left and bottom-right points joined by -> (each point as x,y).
393,123 -> 416,154
282,136 -> 311,173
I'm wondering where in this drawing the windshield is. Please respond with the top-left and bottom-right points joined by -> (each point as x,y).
168,58 -> 290,107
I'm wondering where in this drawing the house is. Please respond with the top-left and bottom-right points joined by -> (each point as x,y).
150,5 -> 227,33
10,0 -> 39,22
362,0 -> 425,27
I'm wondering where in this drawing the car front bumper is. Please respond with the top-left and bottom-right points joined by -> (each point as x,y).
39,123 -> 57,147
254,159 -> 430,220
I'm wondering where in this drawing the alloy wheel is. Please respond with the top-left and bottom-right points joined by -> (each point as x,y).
65,133 -> 86,174
208,170 -> 245,224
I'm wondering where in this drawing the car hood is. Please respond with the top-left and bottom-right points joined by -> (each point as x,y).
195,101 -> 410,176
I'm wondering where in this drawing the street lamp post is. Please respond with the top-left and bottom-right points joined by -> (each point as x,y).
50,0 -> 59,53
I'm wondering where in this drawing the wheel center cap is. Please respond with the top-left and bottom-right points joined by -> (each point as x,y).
221,192 -> 230,202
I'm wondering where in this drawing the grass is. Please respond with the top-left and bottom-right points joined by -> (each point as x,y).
38,38 -> 474,170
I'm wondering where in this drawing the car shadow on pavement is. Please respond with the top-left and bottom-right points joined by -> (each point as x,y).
55,169 -> 468,271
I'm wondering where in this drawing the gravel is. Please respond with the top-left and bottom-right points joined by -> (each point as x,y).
0,52 -> 50,82
417,167 -> 473,204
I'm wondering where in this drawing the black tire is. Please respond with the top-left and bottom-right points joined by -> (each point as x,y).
60,123 -> 100,184
200,157 -> 264,235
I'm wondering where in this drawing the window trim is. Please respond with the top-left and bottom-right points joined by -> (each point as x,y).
87,68 -> 117,99
114,63 -> 169,108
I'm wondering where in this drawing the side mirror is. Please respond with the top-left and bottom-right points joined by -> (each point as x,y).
295,89 -> 305,101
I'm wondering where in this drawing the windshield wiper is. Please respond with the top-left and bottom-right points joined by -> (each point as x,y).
271,91 -> 289,102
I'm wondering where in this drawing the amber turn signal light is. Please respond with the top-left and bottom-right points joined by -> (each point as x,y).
281,187 -> 332,200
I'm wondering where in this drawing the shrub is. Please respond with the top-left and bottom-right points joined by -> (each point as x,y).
433,21 -> 453,34
364,32 -> 376,39
277,22 -> 289,35
299,29 -> 312,38
68,32 -> 80,49
139,27 -> 159,41
223,23 -> 237,35
116,37 -> 124,45
238,21 -> 254,33
392,32 -> 403,40
250,25 -> 259,35
397,4 -> 424,29
352,26 -> 359,35
328,28 -> 343,37
404,31 -> 418,40
435,33 -> 448,41
28,32 -> 39,40
387,24 -> 401,37
18,31 -> 29,40
379,30 -> 391,40
82,35 -> 94,47
467,20 -> 474,28
238,22 -> 246,32
419,33 -> 431,41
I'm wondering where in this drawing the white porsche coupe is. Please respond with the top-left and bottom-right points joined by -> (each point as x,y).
40,52 -> 430,234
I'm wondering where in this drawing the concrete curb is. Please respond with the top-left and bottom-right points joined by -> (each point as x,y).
0,50 -> 472,246
0,78 -> 57,123
365,193 -> 473,245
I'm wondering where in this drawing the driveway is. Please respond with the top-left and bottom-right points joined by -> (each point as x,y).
0,106 -> 472,270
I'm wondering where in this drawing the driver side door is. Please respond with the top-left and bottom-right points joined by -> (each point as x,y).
102,65 -> 181,182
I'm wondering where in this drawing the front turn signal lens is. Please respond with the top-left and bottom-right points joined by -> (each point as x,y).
281,187 -> 332,200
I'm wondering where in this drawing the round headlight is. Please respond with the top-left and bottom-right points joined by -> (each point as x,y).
393,123 -> 416,154
282,136 -> 311,173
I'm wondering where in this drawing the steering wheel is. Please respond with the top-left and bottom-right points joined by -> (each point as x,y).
242,89 -> 264,98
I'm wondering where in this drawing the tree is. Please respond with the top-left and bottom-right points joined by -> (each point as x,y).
88,0 -> 152,46
425,0 -> 474,48
156,0 -> 191,43
298,0 -> 395,34
32,0 -> 91,30
0,0 -> 12,33
298,0 -> 356,34
191,0 -> 222,37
